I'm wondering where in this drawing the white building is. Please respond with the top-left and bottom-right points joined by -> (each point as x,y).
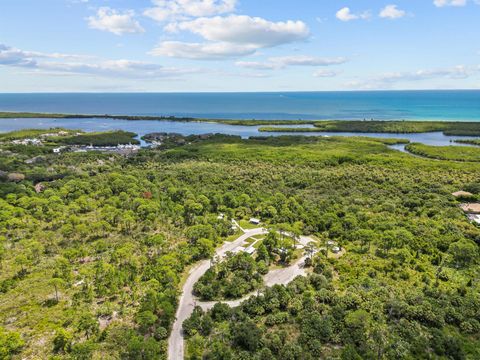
467,214 -> 480,225
244,247 -> 256,255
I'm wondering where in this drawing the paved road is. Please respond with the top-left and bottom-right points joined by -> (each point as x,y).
167,228 -> 315,360
168,228 -> 267,360
197,254 -> 309,312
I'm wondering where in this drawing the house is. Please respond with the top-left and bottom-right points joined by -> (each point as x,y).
331,246 -> 341,254
244,247 -> 256,255
53,147 -> 62,153
249,218 -> 261,225
460,203 -> 480,214
467,214 -> 480,225
452,191 -> 474,198
12,138 -> 42,146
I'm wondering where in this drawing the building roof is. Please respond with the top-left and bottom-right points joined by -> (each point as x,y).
452,191 -> 474,197
244,247 -> 256,255
460,203 -> 480,214
467,214 -> 480,225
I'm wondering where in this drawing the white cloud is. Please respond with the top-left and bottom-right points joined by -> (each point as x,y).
377,65 -> 475,82
313,69 -> 339,78
87,7 -> 144,35
236,56 -> 347,70
272,56 -> 346,67
167,15 -> 309,47
153,15 -> 310,59
235,61 -> 278,70
144,0 -> 237,21
348,65 -> 479,89
150,41 -> 257,59
379,5 -> 406,19
433,0 -> 467,7
38,60 -> 194,79
336,7 -> 371,22
0,43 -> 194,79
0,44 -> 37,67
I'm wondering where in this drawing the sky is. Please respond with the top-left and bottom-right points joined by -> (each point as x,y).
0,0 -> 479,92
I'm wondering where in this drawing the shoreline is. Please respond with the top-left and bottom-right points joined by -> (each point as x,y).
1,112 -> 480,134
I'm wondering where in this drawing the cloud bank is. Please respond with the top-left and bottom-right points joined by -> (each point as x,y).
433,0 -> 467,7
0,44 -> 192,79
236,56 -> 347,70
152,15 -> 310,59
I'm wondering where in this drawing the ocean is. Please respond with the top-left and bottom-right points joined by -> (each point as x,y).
1,91 -> 480,147
0,90 -> 479,121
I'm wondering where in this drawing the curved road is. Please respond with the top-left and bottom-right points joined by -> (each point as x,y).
168,228 -> 267,360
197,253 -> 309,312
168,228 -> 315,360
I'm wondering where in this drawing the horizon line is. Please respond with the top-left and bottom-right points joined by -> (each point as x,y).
1,89 -> 480,95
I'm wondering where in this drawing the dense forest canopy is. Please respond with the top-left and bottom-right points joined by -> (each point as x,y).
0,130 -> 479,359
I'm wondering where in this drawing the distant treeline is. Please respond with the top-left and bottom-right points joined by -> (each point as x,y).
0,112 -> 197,122
455,139 -> 480,146
260,120 -> 480,136
0,128 -> 140,146
49,131 -> 140,146
0,128 -> 75,141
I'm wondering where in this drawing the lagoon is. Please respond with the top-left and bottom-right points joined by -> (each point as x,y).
1,116 -> 480,147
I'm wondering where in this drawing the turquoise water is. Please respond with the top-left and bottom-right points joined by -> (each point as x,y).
1,91 -> 480,147
0,91 -> 479,121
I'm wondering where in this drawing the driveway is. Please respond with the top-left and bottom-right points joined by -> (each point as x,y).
168,227 -> 314,360
168,227 -> 267,360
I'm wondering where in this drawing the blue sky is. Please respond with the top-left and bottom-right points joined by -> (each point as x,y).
1,0 -> 479,92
